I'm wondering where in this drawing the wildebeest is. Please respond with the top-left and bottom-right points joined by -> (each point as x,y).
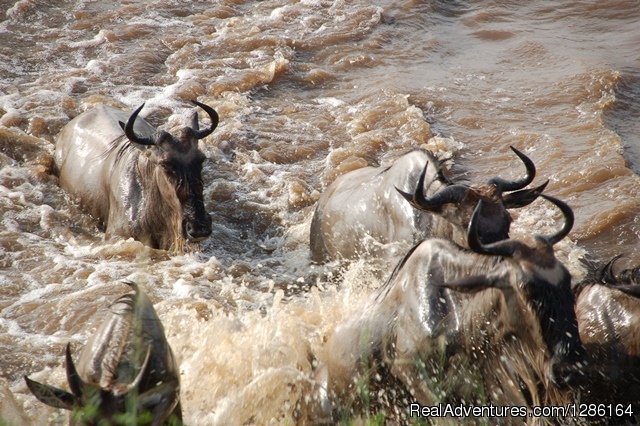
591,254 -> 640,288
55,101 -> 217,250
573,255 -> 640,409
324,194 -> 586,411
310,146 -> 547,263
24,282 -> 181,425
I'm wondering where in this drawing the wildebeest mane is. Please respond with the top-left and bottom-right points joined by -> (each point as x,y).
394,147 -> 460,184
103,134 -> 141,164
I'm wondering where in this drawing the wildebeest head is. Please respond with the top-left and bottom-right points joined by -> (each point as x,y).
120,100 -> 217,242
592,254 -> 640,297
396,146 -> 547,245
24,282 -> 181,425
24,344 -> 171,425
441,195 -> 587,389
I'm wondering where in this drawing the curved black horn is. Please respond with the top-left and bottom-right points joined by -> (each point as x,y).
467,200 -> 524,257
488,146 -> 536,192
502,180 -> 549,209
599,254 -> 624,284
65,343 -> 84,398
421,184 -> 469,208
117,345 -> 152,397
395,161 -> 430,208
191,100 -> 219,139
539,194 -> 574,246
395,162 -> 469,212
124,103 -> 155,146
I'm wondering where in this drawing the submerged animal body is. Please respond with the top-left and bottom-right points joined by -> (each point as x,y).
325,195 -> 586,411
55,101 -> 217,250
574,256 -> 640,408
25,283 -> 181,425
310,146 -> 546,263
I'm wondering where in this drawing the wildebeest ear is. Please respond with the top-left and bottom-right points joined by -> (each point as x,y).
502,180 -> 549,209
189,110 -> 199,132
24,376 -> 76,410
118,121 -> 126,132
430,152 -> 453,185
438,274 -> 498,293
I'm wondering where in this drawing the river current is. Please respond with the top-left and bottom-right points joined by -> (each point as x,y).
1,0 -> 639,424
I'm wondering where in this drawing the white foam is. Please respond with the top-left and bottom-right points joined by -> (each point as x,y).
68,30 -> 109,49
173,278 -> 195,298
316,97 -> 345,107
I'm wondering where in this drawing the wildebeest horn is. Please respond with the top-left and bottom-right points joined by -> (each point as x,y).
191,100 -> 219,140
467,200 -> 524,257
488,146 -> 536,192
538,194 -> 574,246
600,254 -> 624,284
65,343 -> 84,398
124,103 -> 155,146
502,180 -> 549,209
420,184 -> 469,208
468,194 -> 574,256
598,255 -> 640,286
595,255 -> 640,295
396,162 -> 469,212
115,344 -> 152,397
395,161 -> 430,207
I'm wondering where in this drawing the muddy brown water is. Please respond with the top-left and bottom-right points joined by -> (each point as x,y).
1,0 -> 639,424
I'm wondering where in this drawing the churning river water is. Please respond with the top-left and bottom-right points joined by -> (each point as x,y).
1,0 -> 640,424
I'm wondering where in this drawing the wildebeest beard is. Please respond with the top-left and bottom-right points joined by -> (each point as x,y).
141,159 -> 185,251
523,274 -> 576,350
520,272 -> 585,386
